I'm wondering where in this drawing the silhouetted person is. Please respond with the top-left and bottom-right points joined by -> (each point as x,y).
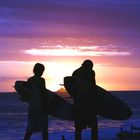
24,63 -> 48,140
72,60 -> 98,140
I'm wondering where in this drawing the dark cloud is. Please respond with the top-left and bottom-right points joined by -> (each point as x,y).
0,0 -> 140,38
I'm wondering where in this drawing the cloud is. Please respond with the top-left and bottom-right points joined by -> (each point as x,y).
0,0 -> 140,68
0,37 -> 139,66
24,45 -> 131,56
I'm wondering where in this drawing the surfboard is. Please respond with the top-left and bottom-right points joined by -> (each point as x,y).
14,81 -> 74,121
64,76 -> 132,120
14,81 -> 31,102
46,89 -> 74,120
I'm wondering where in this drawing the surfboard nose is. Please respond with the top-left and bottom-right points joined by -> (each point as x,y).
118,105 -> 132,120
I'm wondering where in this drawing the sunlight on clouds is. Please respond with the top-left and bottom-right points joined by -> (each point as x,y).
24,45 -> 130,56
25,48 -> 78,56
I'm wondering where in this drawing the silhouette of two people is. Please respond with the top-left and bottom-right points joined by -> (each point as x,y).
23,60 -> 98,140
72,60 -> 98,140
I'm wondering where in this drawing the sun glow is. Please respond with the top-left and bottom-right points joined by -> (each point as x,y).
43,61 -> 79,91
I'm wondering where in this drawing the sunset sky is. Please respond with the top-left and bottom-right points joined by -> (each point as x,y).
0,0 -> 140,92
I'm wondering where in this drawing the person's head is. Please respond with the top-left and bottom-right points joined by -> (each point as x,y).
33,63 -> 45,77
82,59 -> 93,70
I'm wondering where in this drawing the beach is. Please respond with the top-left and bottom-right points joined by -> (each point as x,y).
0,91 -> 140,140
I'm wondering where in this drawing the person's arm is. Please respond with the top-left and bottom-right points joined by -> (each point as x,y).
41,78 -> 46,92
89,70 -> 96,86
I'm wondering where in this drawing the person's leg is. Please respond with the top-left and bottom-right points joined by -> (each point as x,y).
42,131 -> 48,140
91,127 -> 98,140
91,117 -> 98,140
24,131 -> 32,140
75,128 -> 82,140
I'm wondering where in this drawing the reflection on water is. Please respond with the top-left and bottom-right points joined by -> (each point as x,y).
0,91 -> 140,139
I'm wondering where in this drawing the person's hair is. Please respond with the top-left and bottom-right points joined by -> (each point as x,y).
33,63 -> 45,74
82,60 -> 93,69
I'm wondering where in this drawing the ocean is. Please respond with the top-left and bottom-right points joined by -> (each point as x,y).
0,91 -> 140,140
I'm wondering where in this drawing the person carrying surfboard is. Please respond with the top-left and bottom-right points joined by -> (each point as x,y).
72,60 -> 98,140
24,63 -> 48,140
